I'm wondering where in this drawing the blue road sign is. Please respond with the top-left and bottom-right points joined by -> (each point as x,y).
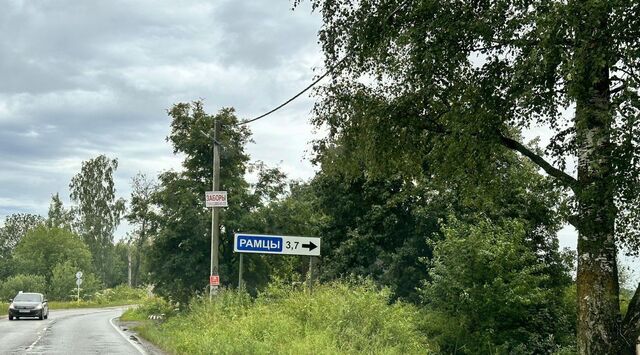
234,233 -> 321,256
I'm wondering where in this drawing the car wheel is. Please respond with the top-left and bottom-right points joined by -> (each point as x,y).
44,313 -> 48,320
8,315 -> 13,321
39,311 -> 44,320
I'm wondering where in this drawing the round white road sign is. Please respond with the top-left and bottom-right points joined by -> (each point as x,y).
76,271 -> 83,279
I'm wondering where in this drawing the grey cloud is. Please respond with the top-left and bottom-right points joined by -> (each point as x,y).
0,0 -> 323,229
213,0 -> 321,69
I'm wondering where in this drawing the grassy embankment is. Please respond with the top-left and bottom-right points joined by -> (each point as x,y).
1,286 -> 147,317
122,281 -> 434,354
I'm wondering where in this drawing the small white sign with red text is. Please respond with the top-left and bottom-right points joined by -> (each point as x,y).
205,191 -> 228,207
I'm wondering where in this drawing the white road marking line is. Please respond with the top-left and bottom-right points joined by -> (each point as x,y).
26,321 -> 52,352
110,316 -> 146,355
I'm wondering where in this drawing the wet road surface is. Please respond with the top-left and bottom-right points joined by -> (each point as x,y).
0,307 -> 143,354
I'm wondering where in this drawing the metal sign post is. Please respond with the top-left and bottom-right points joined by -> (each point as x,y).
75,271 -> 83,303
238,253 -> 244,290
308,256 -> 317,293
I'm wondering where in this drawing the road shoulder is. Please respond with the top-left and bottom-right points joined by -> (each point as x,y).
114,319 -> 166,355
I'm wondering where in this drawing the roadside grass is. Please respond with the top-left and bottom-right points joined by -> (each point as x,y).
120,296 -> 175,321
123,281 -> 434,354
0,302 -> 7,316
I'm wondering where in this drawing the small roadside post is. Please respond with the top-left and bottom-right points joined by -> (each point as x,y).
238,253 -> 244,290
75,271 -> 83,303
308,256 -> 318,293
233,233 -> 321,291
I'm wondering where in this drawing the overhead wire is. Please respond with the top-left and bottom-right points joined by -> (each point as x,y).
236,0 -> 409,126
237,56 -> 349,126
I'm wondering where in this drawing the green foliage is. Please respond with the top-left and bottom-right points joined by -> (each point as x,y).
131,281 -> 433,354
312,171 -> 442,303
92,285 -> 147,304
0,213 -> 45,280
13,226 -> 92,283
108,241 -> 130,287
421,218 -> 575,354
0,274 -> 47,300
69,154 -> 126,285
121,296 -> 175,321
46,193 -> 73,230
313,145 -> 565,304
150,101 -> 300,302
0,213 -> 45,253
49,260 -> 102,300
301,1 -> 640,349
620,288 -> 634,318
149,102 -> 252,303
238,181 -> 324,294
125,173 -> 158,287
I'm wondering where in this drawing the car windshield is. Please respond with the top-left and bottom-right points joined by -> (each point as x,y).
13,293 -> 42,302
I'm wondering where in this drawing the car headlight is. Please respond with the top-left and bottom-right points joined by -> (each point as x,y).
34,304 -> 42,310
9,303 -> 15,309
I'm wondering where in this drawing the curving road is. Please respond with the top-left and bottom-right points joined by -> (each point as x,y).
0,307 -> 146,354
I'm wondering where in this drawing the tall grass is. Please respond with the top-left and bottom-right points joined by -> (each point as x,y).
128,281 -> 433,354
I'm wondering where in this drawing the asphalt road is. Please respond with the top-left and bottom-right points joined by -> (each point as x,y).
0,307 -> 145,354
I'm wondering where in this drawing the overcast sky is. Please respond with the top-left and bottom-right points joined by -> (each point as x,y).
0,0 -> 323,224
1,0 -> 637,279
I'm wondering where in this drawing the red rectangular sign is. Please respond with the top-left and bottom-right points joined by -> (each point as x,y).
209,275 -> 220,286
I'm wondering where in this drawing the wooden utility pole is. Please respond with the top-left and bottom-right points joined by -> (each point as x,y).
210,120 -> 221,301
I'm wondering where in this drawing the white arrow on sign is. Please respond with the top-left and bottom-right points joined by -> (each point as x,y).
76,278 -> 83,286
233,233 -> 321,256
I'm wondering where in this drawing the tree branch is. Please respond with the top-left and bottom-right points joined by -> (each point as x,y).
610,84 -> 627,95
615,66 -> 640,85
497,132 -> 579,192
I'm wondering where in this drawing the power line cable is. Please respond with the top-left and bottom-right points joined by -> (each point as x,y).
236,0 -> 409,126
237,56 -> 349,126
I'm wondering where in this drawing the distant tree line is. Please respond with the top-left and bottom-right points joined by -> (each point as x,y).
0,156 -> 150,300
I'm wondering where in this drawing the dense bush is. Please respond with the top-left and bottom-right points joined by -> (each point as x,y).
421,218 -> 576,354
122,296 -> 176,321
0,274 -> 47,300
49,260 -> 102,300
13,226 -> 92,282
129,281 -> 433,354
93,284 -> 147,304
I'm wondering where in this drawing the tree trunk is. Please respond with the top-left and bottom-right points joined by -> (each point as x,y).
575,210 -> 620,355
132,220 -> 147,287
573,3 -> 621,353
622,283 -> 640,354
132,247 -> 142,287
